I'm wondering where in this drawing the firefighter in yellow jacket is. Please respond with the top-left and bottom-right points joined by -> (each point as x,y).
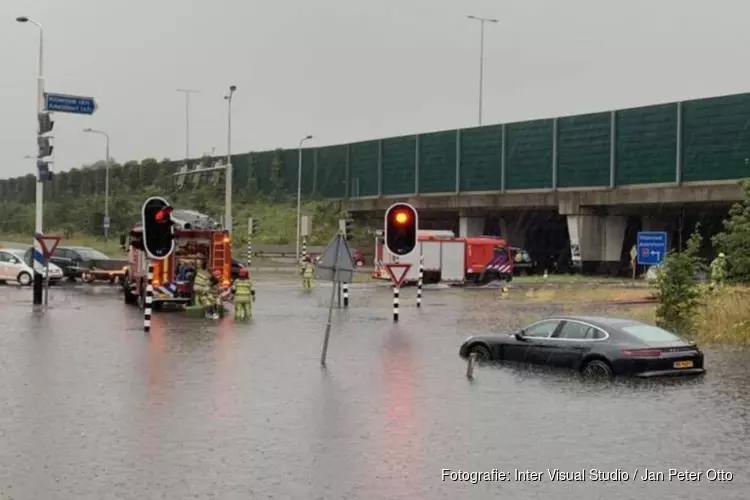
301,256 -> 315,289
192,261 -> 210,307
231,267 -> 255,320
204,270 -> 224,319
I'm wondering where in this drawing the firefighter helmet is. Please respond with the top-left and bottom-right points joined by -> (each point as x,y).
239,267 -> 249,278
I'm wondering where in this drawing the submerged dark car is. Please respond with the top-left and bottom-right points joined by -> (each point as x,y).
459,316 -> 706,379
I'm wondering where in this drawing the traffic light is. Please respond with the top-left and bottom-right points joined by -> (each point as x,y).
384,203 -> 418,256
37,112 -> 54,182
141,196 -> 176,259
339,216 -> 354,241
249,218 -> 260,234
38,112 -> 54,135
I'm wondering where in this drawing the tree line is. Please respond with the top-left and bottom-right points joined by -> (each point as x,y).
0,148 -> 349,240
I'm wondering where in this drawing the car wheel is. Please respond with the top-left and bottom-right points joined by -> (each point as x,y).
17,272 -> 32,286
581,359 -> 614,380
469,344 -> 492,363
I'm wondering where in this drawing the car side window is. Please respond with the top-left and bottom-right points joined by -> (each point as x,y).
523,320 -> 561,338
554,321 -> 606,340
0,251 -> 14,263
589,329 -> 606,340
555,321 -> 591,340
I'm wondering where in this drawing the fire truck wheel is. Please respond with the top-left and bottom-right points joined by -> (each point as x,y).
123,280 -> 137,305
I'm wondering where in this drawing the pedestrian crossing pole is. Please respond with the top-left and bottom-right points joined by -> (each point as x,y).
247,217 -> 254,269
343,282 -> 349,307
393,285 -> 399,322
144,262 -> 154,333
416,254 -> 423,308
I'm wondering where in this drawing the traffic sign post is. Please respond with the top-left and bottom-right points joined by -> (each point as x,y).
385,263 -> 411,322
34,233 -> 61,306
103,215 -> 110,229
44,93 -> 98,115
637,232 -> 668,266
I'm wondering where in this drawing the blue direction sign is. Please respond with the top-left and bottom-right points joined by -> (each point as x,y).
637,231 -> 667,265
44,93 -> 97,115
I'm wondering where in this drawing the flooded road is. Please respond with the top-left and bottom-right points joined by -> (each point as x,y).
0,277 -> 748,500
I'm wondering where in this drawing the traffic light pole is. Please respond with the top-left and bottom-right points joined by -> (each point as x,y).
32,23 -> 45,306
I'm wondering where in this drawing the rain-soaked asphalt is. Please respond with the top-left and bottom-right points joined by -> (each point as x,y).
0,275 -> 748,500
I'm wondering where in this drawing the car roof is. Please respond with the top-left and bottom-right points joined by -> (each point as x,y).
0,247 -> 24,254
543,315 -> 643,330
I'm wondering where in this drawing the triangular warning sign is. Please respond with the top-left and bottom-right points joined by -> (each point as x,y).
36,234 -> 62,259
385,263 -> 411,287
317,234 -> 355,273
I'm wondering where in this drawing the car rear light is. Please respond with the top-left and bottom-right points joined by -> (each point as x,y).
622,349 -> 663,357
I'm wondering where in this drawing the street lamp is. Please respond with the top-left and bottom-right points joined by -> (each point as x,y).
176,88 -> 199,161
467,15 -> 498,126
17,15 -> 45,305
223,85 -> 237,234
83,128 -> 112,240
296,134 -> 314,262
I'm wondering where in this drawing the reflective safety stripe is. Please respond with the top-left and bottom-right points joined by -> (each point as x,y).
234,279 -> 252,298
303,264 -> 315,278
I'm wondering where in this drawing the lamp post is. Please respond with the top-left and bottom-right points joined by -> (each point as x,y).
223,85 -> 237,234
296,134 -> 313,262
83,128 -> 111,240
17,15 -> 45,305
176,88 -> 199,161
467,15 -> 498,126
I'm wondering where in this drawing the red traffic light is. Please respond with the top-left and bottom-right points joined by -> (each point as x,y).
155,206 -> 173,223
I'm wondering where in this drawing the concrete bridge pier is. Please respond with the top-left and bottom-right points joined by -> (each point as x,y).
458,214 -> 484,238
458,212 -> 529,248
560,196 -> 627,274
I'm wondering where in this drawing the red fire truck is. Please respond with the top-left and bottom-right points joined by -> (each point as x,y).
123,222 -> 233,309
372,230 -> 514,285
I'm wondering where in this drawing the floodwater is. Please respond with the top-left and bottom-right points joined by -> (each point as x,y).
0,277 -> 748,500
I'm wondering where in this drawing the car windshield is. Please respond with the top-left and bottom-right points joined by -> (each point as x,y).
621,324 -> 682,342
73,248 -> 109,260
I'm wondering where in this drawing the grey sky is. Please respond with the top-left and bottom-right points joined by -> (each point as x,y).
2,0 -> 750,179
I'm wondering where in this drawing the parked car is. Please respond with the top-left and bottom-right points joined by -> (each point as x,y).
0,248 -> 64,285
231,259 -> 246,280
459,315 -> 705,380
23,247 -> 75,280
52,246 -> 129,282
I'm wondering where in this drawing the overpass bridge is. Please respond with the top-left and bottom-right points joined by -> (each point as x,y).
332,91 -> 750,272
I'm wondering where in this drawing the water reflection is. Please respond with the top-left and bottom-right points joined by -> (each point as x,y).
371,326 -> 423,500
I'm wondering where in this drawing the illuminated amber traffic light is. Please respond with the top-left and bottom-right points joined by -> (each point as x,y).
384,203 -> 418,256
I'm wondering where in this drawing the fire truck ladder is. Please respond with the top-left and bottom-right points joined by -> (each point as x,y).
212,233 -> 226,271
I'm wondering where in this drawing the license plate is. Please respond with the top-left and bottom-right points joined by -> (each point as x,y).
156,293 -> 170,300
674,360 -> 694,369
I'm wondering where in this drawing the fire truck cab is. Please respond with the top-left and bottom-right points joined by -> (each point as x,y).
123,216 -> 232,309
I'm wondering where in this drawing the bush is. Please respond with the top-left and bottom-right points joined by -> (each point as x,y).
651,227 -> 705,335
713,179 -> 750,282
